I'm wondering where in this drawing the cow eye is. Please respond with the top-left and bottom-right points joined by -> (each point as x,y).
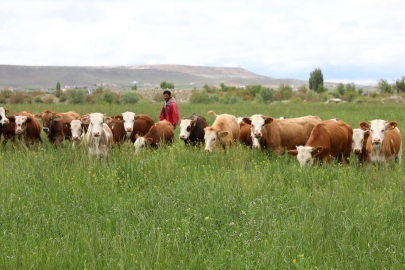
370,129 -> 373,133
381,129 -> 384,132
186,126 -> 191,132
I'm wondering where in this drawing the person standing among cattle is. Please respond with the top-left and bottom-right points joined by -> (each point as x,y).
159,90 -> 179,129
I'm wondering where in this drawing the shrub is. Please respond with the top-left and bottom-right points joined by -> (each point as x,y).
120,91 -> 140,104
67,89 -> 85,104
34,96 -> 43,103
306,90 -> 320,102
260,87 -> 274,103
219,94 -> 241,104
369,92 -> 378,98
43,96 -> 55,104
59,92 -> 67,102
9,93 -> 26,104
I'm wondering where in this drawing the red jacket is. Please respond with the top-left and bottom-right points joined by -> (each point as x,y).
159,98 -> 179,128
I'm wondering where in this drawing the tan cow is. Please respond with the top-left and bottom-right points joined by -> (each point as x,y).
359,120 -> 402,164
243,115 -> 322,154
287,120 -> 353,168
134,120 -> 174,154
204,111 -> 239,152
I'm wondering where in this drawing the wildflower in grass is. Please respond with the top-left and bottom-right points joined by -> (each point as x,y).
299,254 -> 304,258
293,258 -> 296,264
205,216 -> 209,221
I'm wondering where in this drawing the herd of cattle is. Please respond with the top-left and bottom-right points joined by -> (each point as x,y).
0,106 -> 402,167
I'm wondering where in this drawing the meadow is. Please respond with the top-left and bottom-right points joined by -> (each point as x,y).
1,102 -> 405,269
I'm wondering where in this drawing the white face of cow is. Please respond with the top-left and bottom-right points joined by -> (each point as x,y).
369,120 -> 393,149
296,146 -> 315,168
179,119 -> 193,140
204,129 -> 220,152
0,107 -> 9,125
14,116 -> 30,134
134,137 -> 146,154
250,115 -> 266,139
122,111 -> 135,136
70,120 -> 83,141
352,128 -> 366,154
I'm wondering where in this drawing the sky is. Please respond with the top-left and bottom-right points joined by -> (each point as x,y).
1,0 -> 404,85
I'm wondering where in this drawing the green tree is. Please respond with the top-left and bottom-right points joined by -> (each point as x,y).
336,83 -> 345,95
245,85 -> 262,97
277,84 -> 293,100
131,84 -> 137,90
309,68 -> 324,93
160,81 -> 167,89
120,91 -> 140,104
260,87 -> 274,103
55,82 -> 61,98
393,77 -> 405,93
377,79 -> 393,94
66,89 -> 85,104
220,83 -> 226,91
357,88 -> 363,96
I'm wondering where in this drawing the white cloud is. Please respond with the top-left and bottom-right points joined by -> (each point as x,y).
0,0 -> 404,82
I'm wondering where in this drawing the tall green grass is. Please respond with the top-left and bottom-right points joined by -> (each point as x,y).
1,103 -> 405,269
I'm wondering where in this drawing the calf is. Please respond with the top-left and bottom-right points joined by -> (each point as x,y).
0,107 -> 10,141
134,120 -> 174,154
352,128 -> 370,163
7,112 -> 43,147
243,115 -> 322,154
81,113 -> 113,160
204,111 -> 240,152
287,120 -> 353,168
109,113 -> 155,145
34,110 -> 80,146
67,119 -> 86,149
359,120 -> 402,164
179,113 -> 208,146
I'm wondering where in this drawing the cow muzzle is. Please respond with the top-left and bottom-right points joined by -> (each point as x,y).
42,127 -> 49,132
353,149 -> 361,155
372,138 -> 381,144
93,132 -> 100,137
72,136 -> 79,141
16,130 -> 23,135
126,127 -> 132,132
179,135 -> 187,140
204,148 -> 212,153
254,132 -> 262,139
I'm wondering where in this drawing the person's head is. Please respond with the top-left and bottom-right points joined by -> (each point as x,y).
163,90 -> 171,102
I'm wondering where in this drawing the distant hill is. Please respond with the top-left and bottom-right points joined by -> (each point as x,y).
0,64 -> 311,90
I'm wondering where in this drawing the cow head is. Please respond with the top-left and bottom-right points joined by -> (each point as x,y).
8,115 -> 32,135
359,120 -> 397,149
134,133 -> 153,154
68,119 -> 83,141
243,115 -> 273,139
122,111 -> 136,136
204,127 -> 229,152
81,113 -> 112,138
352,128 -> 369,155
287,145 -> 323,168
34,110 -> 63,133
0,107 -> 9,125
179,118 -> 197,140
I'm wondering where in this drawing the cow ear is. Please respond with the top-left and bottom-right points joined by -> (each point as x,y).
218,131 -> 229,139
135,115 -> 140,120
8,116 -> 15,122
312,146 -> 323,157
242,117 -> 251,124
264,117 -> 273,125
34,113 -> 42,120
146,137 -> 153,144
359,121 -> 370,131
54,114 -> 63,121
191,118 -> 197,125
5,109 -> 9,114
113,115 -> 122,122
81,117 -> 90,125
135,133 -> 140,139
104,117 -> 113,124
363,131 -> 370,141
386,121 -> 397,130
287,150 -> 298,156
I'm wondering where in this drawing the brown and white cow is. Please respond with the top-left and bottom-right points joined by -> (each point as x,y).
0,107 -> 10,141
352,128 -> 370,163
243,115 -> 322,154
7,111 -> 43,147
134,120 -> 174,154
34,110 -> 80,146
359,120 -> 402,164
66,119 -> 86,149
81,113 -> 113,160
287,120 -> 353,168
179,113 -> 208,146
204,111 -> 239,152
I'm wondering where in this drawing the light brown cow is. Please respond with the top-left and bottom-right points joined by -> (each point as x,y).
8,111 -> 43,147
204,111 -> 240,152
134,120 -> 174,154
243,115 -> 322,155
359,120 -> 402,164
34,110 -> 80,145
287,120 -> 353,168
81,113 -> 113,161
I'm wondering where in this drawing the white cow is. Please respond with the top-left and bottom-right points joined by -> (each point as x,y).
81,113 -> 113,160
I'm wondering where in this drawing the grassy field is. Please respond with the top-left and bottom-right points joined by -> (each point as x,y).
1,102 -> 405,269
